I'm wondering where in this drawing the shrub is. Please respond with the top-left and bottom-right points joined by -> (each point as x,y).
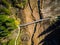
0,14 -> 20,38
0,7 -> 11,15
1,0 -> 11,8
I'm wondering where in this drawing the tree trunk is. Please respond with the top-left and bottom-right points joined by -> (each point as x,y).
20,0 -> 60,45
20,0 -> 46,45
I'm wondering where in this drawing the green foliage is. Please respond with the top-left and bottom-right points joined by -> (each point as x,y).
0,14 -> 8,22
0,26 -> 8,37
5,18 -> 17,30
1,0 -> 11,8
0,39 -> 15,45
8,39 -> 15,45
0,15 -> 17,38
12,0 -> 27,9
0,0 -> 21,44
0,42 -> 7,45
11,0 -> 18,4
0,7 -> 11,15
18,0 -> 27,8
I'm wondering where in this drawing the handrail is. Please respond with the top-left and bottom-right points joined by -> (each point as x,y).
20,16 -> 58,26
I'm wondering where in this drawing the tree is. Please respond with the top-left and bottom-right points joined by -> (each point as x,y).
0,0 -> 24,44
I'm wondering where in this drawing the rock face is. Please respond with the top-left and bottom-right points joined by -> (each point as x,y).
20,0 -> 60,45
